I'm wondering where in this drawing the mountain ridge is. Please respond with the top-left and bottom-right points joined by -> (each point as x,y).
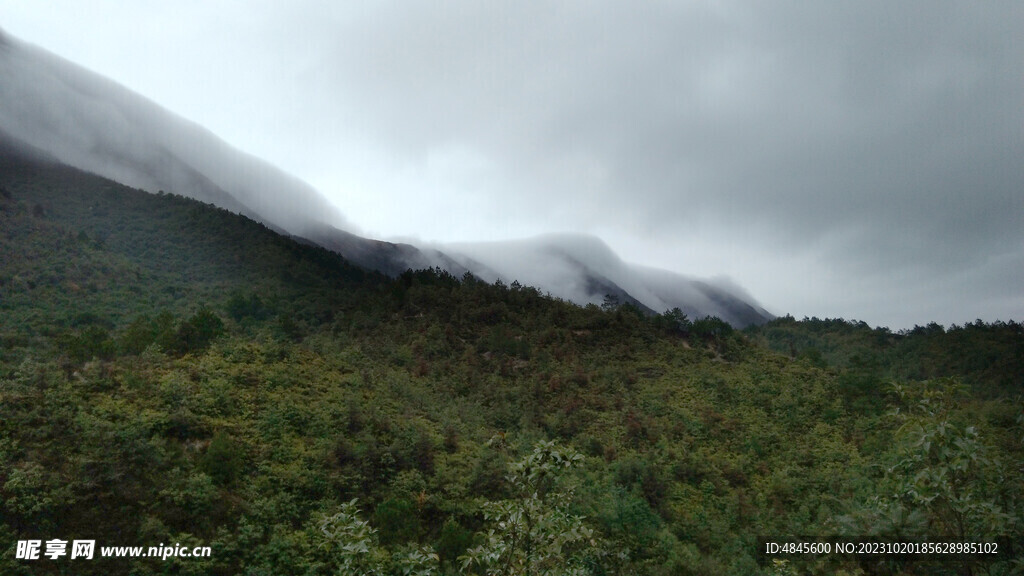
0,29 -> 771,326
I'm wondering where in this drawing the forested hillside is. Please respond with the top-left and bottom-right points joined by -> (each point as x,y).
1,154 -> 1021,575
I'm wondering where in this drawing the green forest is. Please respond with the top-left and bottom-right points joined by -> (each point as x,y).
1,156 -> 1021,575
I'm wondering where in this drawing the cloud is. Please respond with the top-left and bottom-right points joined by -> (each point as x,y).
1,1 -> 1021,328
0,29 -> 353,235
299,1 -> 1023,327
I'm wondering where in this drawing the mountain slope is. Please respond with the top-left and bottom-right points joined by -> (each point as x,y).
0,136 -> 378,350
0,27 -> 345,235
301,223 -> 472,279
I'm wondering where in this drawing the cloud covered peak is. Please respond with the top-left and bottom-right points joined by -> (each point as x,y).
0,30 -> 350,235
440,233 -> 771,326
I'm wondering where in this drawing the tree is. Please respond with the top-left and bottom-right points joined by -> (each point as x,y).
60,325 -> 116,363
162,308 -> 224,355
459,440 -> 616,576
691,316 -> 732,341
661,308 -> 691,335
319,499 -> 389,576
835,379 -> 1021,575
199,431 -> 243,487
601,294 -> 620,312
888,381 -> 1017,545
318,499 -> 439,576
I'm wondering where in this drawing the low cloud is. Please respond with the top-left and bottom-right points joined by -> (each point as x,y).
302,1 -> 1023,327
0,29 -> 352,236
2,2 -> 1021,328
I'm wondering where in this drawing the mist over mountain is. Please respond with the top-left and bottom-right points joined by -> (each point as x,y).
0,27 -> 771,326
442,235 -> 772,327
0,27 -> 347,236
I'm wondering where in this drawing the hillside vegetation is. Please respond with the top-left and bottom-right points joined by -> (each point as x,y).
1,155 -> 1021,575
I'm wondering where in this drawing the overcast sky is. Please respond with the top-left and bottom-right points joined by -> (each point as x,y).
2,1 -> 1021,329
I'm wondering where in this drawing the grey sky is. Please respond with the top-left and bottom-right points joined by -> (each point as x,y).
2,1 -> 1021,329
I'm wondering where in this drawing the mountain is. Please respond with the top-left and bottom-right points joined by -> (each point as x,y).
301,223 -> 472,279
0,27 -> 771,326
433,235 -> 771,326
2,134 -> 1020,576
0,26 -> 343,236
